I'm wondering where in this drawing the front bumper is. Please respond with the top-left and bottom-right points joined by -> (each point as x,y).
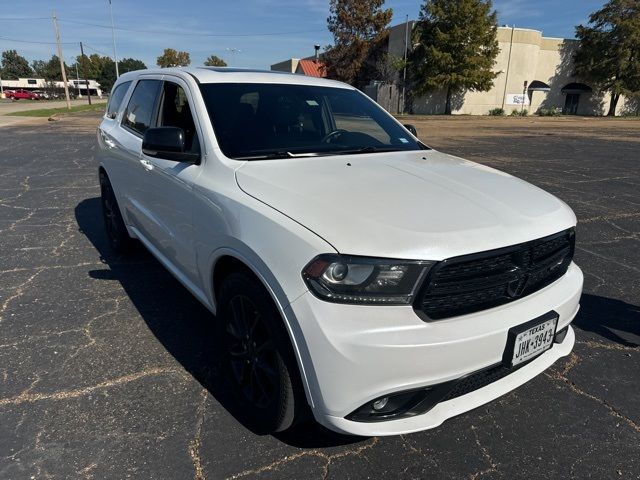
285,262 -> 583,436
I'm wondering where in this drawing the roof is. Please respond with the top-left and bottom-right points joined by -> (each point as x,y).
118,66 -> 346,89
296,59 -> 327,78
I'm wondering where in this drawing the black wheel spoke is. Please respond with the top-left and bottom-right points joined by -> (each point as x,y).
223,293 -> 280,410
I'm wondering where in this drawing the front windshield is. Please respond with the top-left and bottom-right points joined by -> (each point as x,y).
199,83 -> 424,159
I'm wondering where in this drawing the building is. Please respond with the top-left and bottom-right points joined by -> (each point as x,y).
0,77 -> 103,98
271,46 -> 327,78
381,22 -> 628,116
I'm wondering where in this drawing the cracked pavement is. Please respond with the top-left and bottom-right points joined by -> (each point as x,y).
0,113 -> 638,479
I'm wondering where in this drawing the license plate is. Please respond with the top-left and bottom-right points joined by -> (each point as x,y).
503,312 -> 558,367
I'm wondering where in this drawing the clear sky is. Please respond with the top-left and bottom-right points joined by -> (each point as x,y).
0,0 -> 605,70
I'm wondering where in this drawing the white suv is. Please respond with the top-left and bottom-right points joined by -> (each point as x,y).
96,68 -> 583,436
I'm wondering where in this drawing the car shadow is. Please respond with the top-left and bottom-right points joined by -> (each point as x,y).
75,197 -> 363,448
573,293 -> 639,347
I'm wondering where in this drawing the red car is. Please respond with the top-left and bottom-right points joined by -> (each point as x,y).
6,89 -> 40,100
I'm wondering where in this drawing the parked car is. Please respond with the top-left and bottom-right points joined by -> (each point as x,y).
96,68 -> 583,436
6,89 -> 40,100
32,90 -> 50,100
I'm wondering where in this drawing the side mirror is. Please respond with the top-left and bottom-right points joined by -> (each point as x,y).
142,127 -> 199,162
403,124 -> 418,137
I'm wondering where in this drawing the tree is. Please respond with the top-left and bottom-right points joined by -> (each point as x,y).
574,0 -> 640,116
95,56 -> 117,92
410,0 -> 499,114
1,50 -> 33,79
31,60 -> 47,77
73,54 -> 101,80
119,58 -> 147,74
204,55 -> 227,67
30,55 -> 70,81
323,0 -> 393,87
156,48 -> 191,68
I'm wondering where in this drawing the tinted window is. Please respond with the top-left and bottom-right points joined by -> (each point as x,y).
106,81 -> 131,118
122,80 -> 161,135
157,82 -> 199,154
199,83 -> 423,159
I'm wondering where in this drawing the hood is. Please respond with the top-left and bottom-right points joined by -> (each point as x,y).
235,150 -> 576,260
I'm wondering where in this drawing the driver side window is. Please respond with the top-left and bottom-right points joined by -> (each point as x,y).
157,82 -> 200,155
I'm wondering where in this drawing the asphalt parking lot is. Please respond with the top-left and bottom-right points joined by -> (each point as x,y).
0,112 -> 638,479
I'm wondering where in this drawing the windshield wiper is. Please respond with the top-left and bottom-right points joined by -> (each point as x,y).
234,151 -> 319,160
334,146 -> 404,155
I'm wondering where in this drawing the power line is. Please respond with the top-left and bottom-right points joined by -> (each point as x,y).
58,18 -> 325,37
0,16 -> 50,20
0,35 -> 75,45
82,43 -> 112,57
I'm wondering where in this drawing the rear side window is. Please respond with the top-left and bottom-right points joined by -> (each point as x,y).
122,79 -> 161,136
106,81 -> 131,118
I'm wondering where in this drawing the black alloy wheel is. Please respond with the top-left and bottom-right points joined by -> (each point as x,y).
99,171 -> 132,253
217,272 -> 306,433
224,293 -> 279,409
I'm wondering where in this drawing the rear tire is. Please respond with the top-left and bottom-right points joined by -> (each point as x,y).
99,171 -> 133,254
217,272 -> 306,433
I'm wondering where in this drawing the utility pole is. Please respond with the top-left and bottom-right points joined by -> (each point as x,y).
400,14 -> 409,115
108,0 -> 119,78
52,11 -> 71,109
75,63 -> 81,97
80,42 -> 92,105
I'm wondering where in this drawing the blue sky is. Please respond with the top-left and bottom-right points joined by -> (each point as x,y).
0,0 -> 605,70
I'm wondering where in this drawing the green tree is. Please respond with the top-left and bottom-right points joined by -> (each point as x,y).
73,54 -> 101,80
574,0 -> 640,116
95,56 -> 117,92
30,55 -> 70,81
410,0 -> 499,114
324,0 -> 393,87
1,50 -> 33,79
156,48 -> 191,68
31,60 -> 47,77
204,54 -> 227,67
119,58 -> 147,74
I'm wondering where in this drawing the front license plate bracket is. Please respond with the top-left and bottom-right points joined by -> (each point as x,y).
502,311 -> 559,368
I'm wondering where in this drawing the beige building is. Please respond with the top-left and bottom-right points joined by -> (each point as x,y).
383,23 -> 628,116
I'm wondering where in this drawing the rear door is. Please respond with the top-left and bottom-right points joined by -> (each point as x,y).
109,76 -> 163,237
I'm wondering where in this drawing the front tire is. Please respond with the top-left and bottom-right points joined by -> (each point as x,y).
217,272 -> 305,433
99,171 -> 133,253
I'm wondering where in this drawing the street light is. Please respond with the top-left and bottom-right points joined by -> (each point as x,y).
108,0 -> 119,78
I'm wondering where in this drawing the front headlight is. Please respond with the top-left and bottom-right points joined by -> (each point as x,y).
302,254 -> 433,305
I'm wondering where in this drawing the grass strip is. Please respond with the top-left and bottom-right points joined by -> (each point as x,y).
6,103 -> 105,117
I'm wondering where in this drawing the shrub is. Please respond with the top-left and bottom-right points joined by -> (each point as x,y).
538,108 -> 561,117
510,109 -> 529,116
488,108 -> 505,116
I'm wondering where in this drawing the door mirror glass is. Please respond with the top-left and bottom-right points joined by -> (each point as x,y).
142,127 -> 199,162
403,124 -> 418,136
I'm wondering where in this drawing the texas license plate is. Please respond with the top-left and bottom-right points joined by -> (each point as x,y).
504,312 -> 558,367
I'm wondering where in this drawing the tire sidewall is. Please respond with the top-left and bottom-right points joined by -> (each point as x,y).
216,272 -> 300,433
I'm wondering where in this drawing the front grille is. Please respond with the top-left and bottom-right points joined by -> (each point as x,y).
416,229 -> 575,320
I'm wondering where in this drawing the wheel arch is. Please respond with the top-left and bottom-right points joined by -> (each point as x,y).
208,248 -> 316,409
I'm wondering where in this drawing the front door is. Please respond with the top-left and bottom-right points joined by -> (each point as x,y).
136,77 -> 203,285
563,94 -> 580,115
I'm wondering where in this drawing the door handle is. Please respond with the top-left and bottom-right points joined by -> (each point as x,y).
140,158 -> 154,171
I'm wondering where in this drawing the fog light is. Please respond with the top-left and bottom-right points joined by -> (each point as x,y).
372,397 -> 389,411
